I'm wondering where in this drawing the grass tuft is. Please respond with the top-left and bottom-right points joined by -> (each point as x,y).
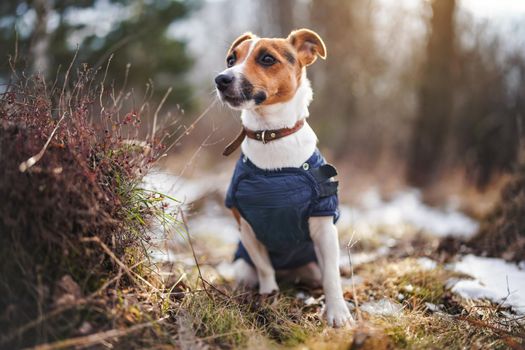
179,289 -> 322,349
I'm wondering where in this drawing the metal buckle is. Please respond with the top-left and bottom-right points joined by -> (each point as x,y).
261,130 -> 267,144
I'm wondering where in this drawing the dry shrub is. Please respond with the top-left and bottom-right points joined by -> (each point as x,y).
0,65 -> 167,347
468,166 -> 525,262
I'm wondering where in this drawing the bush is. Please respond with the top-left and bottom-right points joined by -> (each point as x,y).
0,65 -> 169,348
468,166 -> 525,262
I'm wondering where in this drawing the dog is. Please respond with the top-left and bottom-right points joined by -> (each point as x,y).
215,29 -> 353,328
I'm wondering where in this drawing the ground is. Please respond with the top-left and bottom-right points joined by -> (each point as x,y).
140,165 -> 525,350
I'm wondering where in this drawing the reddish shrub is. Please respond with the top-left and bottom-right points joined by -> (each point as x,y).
0,66 -> 164,347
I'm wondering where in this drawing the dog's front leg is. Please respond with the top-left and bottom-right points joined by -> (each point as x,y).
309,217 -> 353,327
239,218 -> 279,294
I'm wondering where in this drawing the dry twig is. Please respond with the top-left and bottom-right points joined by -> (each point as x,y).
26,316 -> 169,350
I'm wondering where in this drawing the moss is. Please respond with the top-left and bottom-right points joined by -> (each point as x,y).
384,324 -> 411,348
397,270 -> 447,304
179,290 -> 323,349
252,296 -> 320,346
357,258 -> 459,307
183,293 -> 253,348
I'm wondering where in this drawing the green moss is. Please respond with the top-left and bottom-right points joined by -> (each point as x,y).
397,269 -> 448,304
183,294 -> 253,348
384,324 -> 411,348
180,291 -> 322,349
253,296 -> 320,346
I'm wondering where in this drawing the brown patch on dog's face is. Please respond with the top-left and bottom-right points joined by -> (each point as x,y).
226,35 -> 255,69
215,29 -> 326,109
237,38 -> 302,105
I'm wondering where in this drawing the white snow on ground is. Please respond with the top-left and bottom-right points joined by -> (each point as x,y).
339,246 -> 390,268
417,257 -> 438,270
143,170 -> 226,207
450,255 -> 525,314
338,188 -> 479,238
360,298 -> 404,317
188,200 -> 240,244
143,170 -> 238,242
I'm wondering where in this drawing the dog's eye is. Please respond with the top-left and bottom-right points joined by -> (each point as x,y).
259,54 -> 277,66
227,55 -> 236,68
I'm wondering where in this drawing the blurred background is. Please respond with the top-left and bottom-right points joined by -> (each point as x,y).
1,0 -> 525,209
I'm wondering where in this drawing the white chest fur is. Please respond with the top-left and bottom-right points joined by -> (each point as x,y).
239,71 -> 318,170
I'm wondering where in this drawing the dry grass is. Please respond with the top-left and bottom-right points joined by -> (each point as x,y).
144,233 -> 524,350
354,258 -> 524,349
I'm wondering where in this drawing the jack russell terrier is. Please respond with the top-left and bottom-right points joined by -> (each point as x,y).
215,29 -> 353,327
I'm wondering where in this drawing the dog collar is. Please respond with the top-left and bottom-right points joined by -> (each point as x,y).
222,119 -> 305,156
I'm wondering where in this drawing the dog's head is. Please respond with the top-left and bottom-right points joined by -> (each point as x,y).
215,29 -> 326,110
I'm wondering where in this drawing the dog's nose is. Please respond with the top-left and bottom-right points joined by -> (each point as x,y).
215,73 -> 234,91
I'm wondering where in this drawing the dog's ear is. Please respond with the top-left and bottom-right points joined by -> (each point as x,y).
287,29 -> 326,67
228,32 -> 255,53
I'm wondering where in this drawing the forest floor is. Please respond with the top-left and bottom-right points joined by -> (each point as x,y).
139,165 -> 525,350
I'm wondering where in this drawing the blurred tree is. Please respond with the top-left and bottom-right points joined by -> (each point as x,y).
260,0 -> 295,37
30,0 -> 52,74
309,0 -> 356,153
407,0 -> 456,187
453,25 -> 525,188
468,163 -> 525,262
0,0 -> 196,108
309,0 -> 385,160
449,31 -> 525,256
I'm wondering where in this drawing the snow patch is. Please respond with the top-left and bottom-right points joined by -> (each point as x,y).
361,298 -> 403,316
339,246 -> 390,268
424,302 -> 440,313
143,170 -> 224,207
338,188 -> 478,238
143,169 -> 239,241
188,200 -> 240,243
417,257 -> 438,270
450,255 -> 525,313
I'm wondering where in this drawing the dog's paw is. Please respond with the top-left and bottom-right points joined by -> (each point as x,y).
326,299 -> 354,328
258,277 -> 279,295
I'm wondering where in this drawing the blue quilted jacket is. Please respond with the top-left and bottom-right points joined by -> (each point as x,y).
225,149 -> 339,270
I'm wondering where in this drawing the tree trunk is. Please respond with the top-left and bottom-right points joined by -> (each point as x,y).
260,0 -> 295,37
407,0 -> 456,187
309,0 -> 357,156
275,0 -> 294,36
30,0 -> 52,77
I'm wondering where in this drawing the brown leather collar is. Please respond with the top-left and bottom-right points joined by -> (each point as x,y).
223,119 -> 305,156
